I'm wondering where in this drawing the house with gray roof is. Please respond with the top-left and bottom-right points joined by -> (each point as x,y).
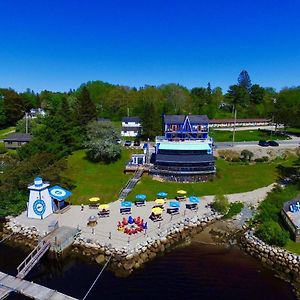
3,133 -> 32,149
121,116 -> 142,137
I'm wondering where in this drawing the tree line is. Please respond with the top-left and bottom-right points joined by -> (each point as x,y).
1,70 -> 300,139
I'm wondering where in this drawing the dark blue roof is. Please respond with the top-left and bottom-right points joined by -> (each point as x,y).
156,154 -> 215,163
122,116 -> 140,122
164,115 -> 209,125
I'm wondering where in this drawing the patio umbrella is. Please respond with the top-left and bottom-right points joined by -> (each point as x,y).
89,197 -> 100,202
121,201 -> 132,207
136,194 -> 147,200
155,199 -> 165,205
189,196 -> 200,203
157,192 -> 168,198
170,201 -> 180,208
152,207 -> 163,215
98,204 -> 109,210
177,190 -> 187,195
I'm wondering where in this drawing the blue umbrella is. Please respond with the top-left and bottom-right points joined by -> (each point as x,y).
170,201 -> 180,208
136,194 -> 147,200
189,196 -> 200,203
157,192 -> 168,198
121,201 -> 132,207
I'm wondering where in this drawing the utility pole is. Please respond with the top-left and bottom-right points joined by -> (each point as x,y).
25,112 -> 28,134
127,107 -> 130,117
232,106 -> 237,147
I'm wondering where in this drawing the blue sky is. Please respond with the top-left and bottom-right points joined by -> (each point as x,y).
0,0 -> 299,92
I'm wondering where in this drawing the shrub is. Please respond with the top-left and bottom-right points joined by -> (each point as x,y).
255,158 -> 265,163
211,194 -> 229,214
223,202 -> 244,219
231,157 -> 240,163
255,220 -> 289,246
0,145 -> 7,154
241,149 -> 254,161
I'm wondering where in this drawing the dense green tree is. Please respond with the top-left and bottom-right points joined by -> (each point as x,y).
250,84 -> 265,104
274,87 -> 300,128
85,121 -> 121,163
1,88 -> 25,124
238,70 -> 252,91
75,86 -> 97,125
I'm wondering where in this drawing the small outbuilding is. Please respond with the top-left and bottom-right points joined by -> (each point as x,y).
3,133 -> 32,149
282,198 -> 300,242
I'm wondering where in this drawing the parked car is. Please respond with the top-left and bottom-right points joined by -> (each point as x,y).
268,140 -> 279,147
124,140 -> 132,147
133,140 -> 140,147
258,140 -> 269,147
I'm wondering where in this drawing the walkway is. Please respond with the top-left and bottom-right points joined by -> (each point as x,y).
0,271 -> 77,300
118,167 -> 144,200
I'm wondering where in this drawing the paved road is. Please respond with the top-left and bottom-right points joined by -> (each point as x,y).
215,139 -> 300,149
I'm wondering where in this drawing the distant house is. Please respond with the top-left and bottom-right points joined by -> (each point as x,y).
209,118 -> 271,128
3,133 -> 32,149
28,108 -> 46,119
121,117 -> 142,137
97,117 -> 111,123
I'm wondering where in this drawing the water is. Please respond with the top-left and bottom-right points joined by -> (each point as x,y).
0,241 -> 296,300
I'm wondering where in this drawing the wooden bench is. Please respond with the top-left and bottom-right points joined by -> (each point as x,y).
167,208 -> 179,215
120,207 -> 132,215
185,203 -> 198,210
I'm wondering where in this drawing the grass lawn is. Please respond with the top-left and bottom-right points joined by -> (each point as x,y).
285,240 -> 300,255
210,129 -> 289,142
285,127 -> 300,134
61,149 -> 133,204
62,148 -> 295,205
0,126 -> 15,140
133,158 -> 292,200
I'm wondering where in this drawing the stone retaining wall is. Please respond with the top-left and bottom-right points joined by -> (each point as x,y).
241,230 -> 300,280
2,214 -> 222,274
71,213 -> 222,274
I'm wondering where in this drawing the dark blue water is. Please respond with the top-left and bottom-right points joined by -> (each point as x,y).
0,241 -> 296,300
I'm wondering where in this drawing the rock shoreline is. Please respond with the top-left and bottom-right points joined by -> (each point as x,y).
241,229 -> 300,280
2,214 -> 222,274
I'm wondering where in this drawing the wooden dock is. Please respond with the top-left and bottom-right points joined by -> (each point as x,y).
0,271 -> 77,300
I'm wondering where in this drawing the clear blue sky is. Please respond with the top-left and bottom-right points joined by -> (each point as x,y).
0,0 -> 299,92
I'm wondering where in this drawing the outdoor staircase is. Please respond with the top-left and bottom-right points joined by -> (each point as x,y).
16,240 -> 50,279
118,167 -> 144,200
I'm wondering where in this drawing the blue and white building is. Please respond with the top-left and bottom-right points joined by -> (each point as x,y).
27,177 -> 72,219
152,115 -> 215,178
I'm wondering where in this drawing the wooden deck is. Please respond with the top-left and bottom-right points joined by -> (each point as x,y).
0,271 -> 77,300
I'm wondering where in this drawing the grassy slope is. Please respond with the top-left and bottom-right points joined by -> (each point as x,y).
210,129 -> 288,142
0,126 -> 15,139
61,149 -> 132,204
62,149 -> 294,204
133,159 -> 284,200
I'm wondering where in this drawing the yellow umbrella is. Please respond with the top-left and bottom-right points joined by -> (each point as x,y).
177,190 -> 187,195
99,204 -> 109,210
89,197 -> 100,202
155,199 -> 165,205
152,207 -> 163,215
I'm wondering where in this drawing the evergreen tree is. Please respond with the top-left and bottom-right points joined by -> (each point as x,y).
238,70 -> 252,91
75,86 -> 97,125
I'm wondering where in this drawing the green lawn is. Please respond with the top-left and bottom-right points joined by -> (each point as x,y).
285,127 -> 300,134
210,129 -> 289,142
0,126 -> 15,139
133,159 -> 290,200
61,149 -> 133,204
285,240 -> 300,255
62,149 -> 294,204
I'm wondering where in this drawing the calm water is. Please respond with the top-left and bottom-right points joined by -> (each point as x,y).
0,241 -> 297,300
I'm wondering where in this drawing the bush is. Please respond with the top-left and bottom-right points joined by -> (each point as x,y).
223,202 -> 244,219
211,194 -> 229,214
255,220 -> 289,246
0,145 -> 7,154
255,158 -> 265,163
231,157 -> 240,163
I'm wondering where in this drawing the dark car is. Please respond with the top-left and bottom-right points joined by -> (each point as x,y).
268,140 -> 279,147
258,140 -> 269,147
133,140 -> 140,147
124,140 -> 132,147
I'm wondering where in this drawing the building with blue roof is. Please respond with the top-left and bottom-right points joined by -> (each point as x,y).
151,115 -> 215,180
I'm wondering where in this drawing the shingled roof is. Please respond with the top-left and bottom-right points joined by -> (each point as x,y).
164,115 -> 209,124
3,133 -> 32,142
122,116 -> 140,123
